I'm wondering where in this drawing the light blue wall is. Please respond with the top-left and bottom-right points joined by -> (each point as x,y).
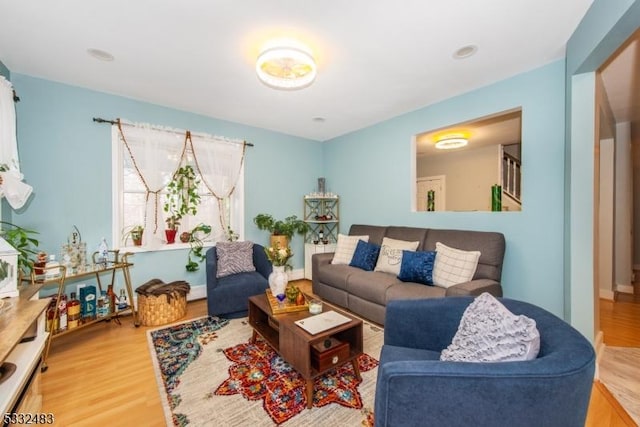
10,74 -> 323,292
565,0 -> 640,339
324,61 -> 567,316
0,60 -> 8,79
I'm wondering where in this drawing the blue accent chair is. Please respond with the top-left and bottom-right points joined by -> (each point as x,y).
374,297 -> 596,427
205,243 -> 272,318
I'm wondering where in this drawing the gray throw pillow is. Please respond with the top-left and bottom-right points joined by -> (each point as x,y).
440,292 -> 540,362
216,241 -> 256,278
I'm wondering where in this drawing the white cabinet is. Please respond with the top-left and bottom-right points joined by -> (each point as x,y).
304,243 -> 336,279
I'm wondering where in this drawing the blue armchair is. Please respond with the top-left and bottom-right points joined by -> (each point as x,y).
205,243 -> 272,318
375,297 -> 595,427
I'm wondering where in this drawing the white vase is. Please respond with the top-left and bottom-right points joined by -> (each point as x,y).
269,265 -> 288,297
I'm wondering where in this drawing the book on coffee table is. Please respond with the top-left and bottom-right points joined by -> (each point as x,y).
294,310 -> 352,335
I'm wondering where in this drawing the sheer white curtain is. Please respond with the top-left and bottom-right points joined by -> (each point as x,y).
190,133 -> 246,235
117,121 -> 185,248
0,76 -> 32,209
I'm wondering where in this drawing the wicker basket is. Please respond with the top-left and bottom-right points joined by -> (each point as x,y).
138,291 -> 187,326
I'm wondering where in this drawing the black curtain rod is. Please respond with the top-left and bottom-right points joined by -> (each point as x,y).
92,117 -> 254,147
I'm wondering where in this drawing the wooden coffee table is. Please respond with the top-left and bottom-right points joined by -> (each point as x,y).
248,293 -> 363,409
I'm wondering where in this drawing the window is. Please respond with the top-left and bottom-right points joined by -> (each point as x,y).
111,123 -> 245,250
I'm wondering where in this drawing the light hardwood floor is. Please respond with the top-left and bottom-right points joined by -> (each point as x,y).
39,280 -> 637,426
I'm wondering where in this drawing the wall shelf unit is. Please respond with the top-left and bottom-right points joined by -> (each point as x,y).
303,195 -> 339,279
303,195 -> 339,244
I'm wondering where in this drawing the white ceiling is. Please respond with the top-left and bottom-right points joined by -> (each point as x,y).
0,0 -> 594,141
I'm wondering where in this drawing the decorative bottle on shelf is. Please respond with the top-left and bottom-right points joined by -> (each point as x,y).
57,294 -> 68,332
96,290 -> 108,318
67,292 -> 81,329
117,289 -> 128,311
46,296 -> 59,333
318,228 -> 324,244
44,255 -> 61,279
107,284 -> 117,315
97,238 -> 109,268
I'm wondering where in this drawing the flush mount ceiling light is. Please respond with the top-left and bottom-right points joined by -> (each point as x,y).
87,48 -> 114,61
435,135 -> 469,150
453,45 -> 478,59
256,40 -> 317,90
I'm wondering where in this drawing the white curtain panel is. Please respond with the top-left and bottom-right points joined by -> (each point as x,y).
0,76 -> 32,209
118,122 -> 185,248
190,133 -> 245,232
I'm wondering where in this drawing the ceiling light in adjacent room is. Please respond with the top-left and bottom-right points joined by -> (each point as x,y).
435,135 -> 469,150
256,40 -> 317,90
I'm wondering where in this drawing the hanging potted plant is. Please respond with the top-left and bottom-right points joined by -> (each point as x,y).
253,214 -> 309,248
163,165 -> 201,244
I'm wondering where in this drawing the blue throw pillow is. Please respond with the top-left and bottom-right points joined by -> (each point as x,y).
349,239 -> 381,271
397,250 -> 437,285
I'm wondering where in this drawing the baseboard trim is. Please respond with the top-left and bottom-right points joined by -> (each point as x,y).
188,285 -> 207,301
599,289 -> 615,301
615,284 -> 634,294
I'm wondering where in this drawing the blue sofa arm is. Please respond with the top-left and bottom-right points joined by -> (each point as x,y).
252,243 -> 272,280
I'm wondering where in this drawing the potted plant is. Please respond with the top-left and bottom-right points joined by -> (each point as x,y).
163,165 -> 201,244
0,221 -> 40,282
122,225 -> 144,247
185,223 -> 211,272
253,214 -> 309,248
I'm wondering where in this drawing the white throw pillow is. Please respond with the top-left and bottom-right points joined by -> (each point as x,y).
331,234 -> 369,265
374,237 -> 420,275
432,242 -> 481,288
441,292 -> 541,362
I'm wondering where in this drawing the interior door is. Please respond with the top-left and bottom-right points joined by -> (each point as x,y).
417,176 -> 446,211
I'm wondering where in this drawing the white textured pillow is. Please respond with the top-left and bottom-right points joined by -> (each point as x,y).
374,237 -> 420,275
331,234 -> 369,265
432,242 -> 481,288
441,292 -> 540,362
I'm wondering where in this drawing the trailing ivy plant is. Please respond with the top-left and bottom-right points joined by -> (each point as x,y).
0,221 -> 40,278
163,164 -> 201,230
185,223 -> 212,272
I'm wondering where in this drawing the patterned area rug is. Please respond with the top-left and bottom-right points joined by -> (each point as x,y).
147,316 -> 383,426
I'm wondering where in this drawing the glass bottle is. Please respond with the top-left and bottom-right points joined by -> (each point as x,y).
96,290 -> 108,318
46,296 -> 59,334
117,289 -> 128,310
67,292 -> 81,329
97,238 -> 109,268
106,284 -> 116,315
58,294 -> 68,332
45,254 -> 61,279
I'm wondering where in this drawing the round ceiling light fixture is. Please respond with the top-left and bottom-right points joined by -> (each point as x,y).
256,40 -> 317,90
87,48 -> 114,61
453,45 -> 478,59
435,134 -> 469,150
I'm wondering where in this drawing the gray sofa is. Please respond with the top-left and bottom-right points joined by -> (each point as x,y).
312,224 -> 506,325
